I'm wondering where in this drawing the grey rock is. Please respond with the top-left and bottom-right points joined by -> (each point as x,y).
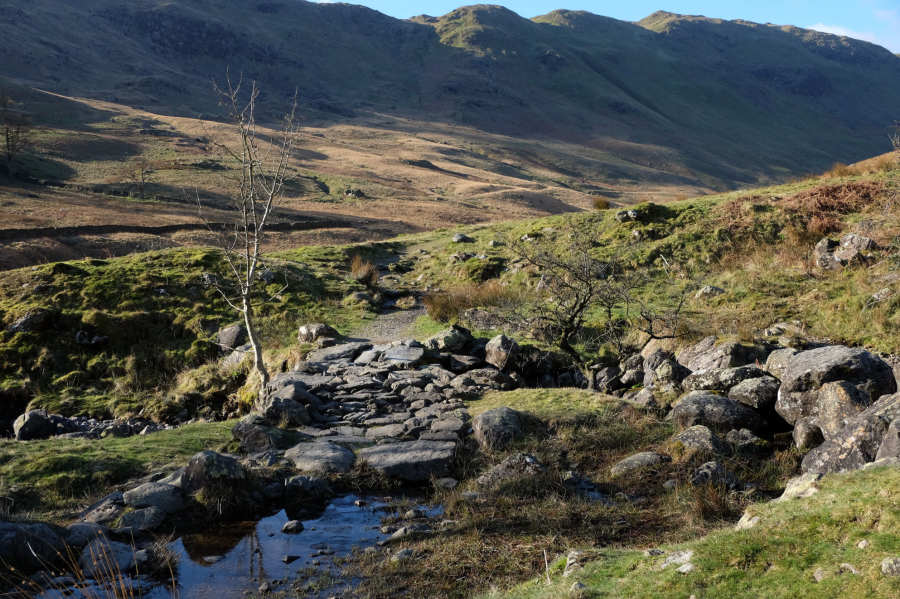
610,452 -> 671,477
802,414 -> 890,474
257,393 -> 311,427
485,335 -> 519,370
306,342 -> 372,364
285,442 -> 356,473
726,428 -> 764,453
282,520 -> 304,533
594,366 -> 622,393
123,482 -> 183,514
298,323 -> 338,344
181,451 -> 246,495
477,453 -> 547,487
682,365 -> 766,393
423,326 -> 471,352
876,419 -> 900,461
728,376 -> 780,409
764,348 -> 799,380
672,425 -> 732,455
779,472 -> 823,501
79,539 -> 136,579
661,550 -> 693,569
217,324 -> 248,352
882,557 -> 900,576
452,233 -> 474,243
381,345 -> 425,369
431,417 -> 466,434
678,337 -> 748,371
841,233 -> 878,252
793,417 -> 824,451
366,424 -> 407,440
7,308 -> 51,333
817,381 -> 871,439
615,209 -> 639,223
389,523 -> 432,541
65,522 -> 109,549
775,346 -> 895,425
691,461 -> 741,488
670,391 -> 763,433
448,354 -> 482,373
695,285 -> 725,300
391,548 -> 414,561
358,440 -> 456,481
472,407 -> 522,449
631,388 -> 659,409
13,410 -> 56,441
619,369 -> 644,387
80,493 -> 126,525
0,523 -> 65,574
117,506 -> 166,532
231,414 -> 298,452
285,475 -> 331,499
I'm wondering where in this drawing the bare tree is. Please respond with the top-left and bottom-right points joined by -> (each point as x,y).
891,121 -> 900,155
496,223 -> 696,378
120,157 -> 156,199
198,74 -> 297,390
0,90 -> 30,180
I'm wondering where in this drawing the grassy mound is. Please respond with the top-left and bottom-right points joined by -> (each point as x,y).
490,465 -> 900,598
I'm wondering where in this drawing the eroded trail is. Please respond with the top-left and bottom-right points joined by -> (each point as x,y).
351,306 -> 427,344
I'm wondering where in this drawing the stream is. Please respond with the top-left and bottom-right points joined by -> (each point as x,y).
141,493 -> 441,599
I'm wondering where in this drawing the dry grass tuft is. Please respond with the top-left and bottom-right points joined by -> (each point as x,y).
424,280 -> 521,323
350,254 -> 379,289
777,180 -> 886,235
592,196 -> 610,210
824,162 -> 858,178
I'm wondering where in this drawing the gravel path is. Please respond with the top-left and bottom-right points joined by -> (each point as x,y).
351,306 -> 427,344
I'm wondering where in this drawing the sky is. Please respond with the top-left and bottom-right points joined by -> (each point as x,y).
312,0 -> 900,53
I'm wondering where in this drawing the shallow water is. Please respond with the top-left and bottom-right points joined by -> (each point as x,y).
143,494 -> 440,599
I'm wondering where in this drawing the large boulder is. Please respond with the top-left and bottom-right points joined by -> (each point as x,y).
217,324 -> 248,352
79,493 -> 126,525
181,451 -> 246,496
801,415 -> 890,475
65,522 -> 109,549
775,346 -> 895,425
285,442 -> 356,474
285,475 -> 331,500
477,453 -> 548,487
484,335 -> 520,370
793,417 -> 824,451
231,414 -> 299,452
472,407 -> 522,450
610,452 -> 671,477
358,440 -> 456,481
79,538 -> 136,579
876,419 -> 900,462
677,337 -> 748,371
671,425 -> 732,455
298,323 -> 338,344
728,376 -> 780,409
670,391 -> 764,433
13,409 -> 56,441
0,522 -> 65,574
423,325 -> 472,352
682,365 -> 766,393
817,381 -> 871,440
123,482 -> 183,514
8,309 -> 51,333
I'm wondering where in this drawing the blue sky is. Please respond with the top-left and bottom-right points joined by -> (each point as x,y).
314,0 -> 900,52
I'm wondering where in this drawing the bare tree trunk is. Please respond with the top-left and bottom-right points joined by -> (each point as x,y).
243,296 -> 269,388
5,155 -> 12,180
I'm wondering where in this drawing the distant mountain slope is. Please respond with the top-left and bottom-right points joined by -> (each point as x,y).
1,1 -> 899,190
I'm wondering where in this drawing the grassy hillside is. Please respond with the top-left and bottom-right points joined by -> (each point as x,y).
1,152 -> 897,423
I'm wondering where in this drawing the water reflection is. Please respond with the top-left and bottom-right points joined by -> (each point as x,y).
143,494 -> 439,599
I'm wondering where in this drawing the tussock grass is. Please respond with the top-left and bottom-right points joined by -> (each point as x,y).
351,254 -> 379,289
424,280 -> 522,322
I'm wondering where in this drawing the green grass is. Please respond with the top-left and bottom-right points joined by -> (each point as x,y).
0,421 -> 235,520
488,465 -> 900,599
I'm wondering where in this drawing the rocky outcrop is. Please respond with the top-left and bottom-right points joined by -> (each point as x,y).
671,425 -> 731,455
13,410 -> 56,440
677,336 -> 749,372
0,522 -> 65,574
231,415 -> 299,452
775,346 -> 895,425
7,309 -> 51,333
816,381 -> 871,439
682,365 -> 766,393
298,323 -> 338,344
123,482 -> 183,514
691,461 -> 741,488
728,376 -> 780,409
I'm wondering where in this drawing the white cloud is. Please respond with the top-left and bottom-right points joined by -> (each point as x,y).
808,19 -> 900,53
